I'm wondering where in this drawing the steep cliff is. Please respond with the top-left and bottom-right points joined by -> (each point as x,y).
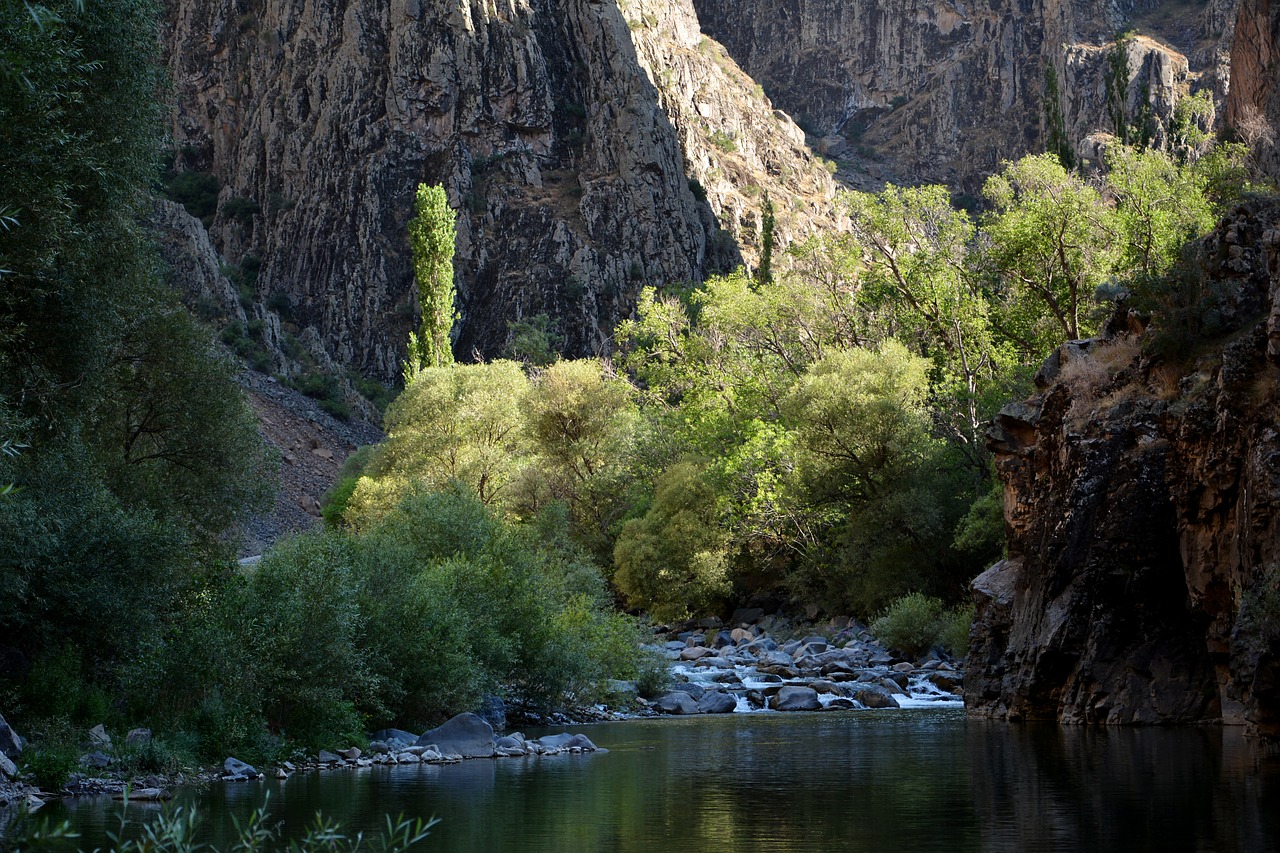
1226,0 -> 1280,178
162,0 -> 836,378
692,0 -> 1238,189
966,199 -> 1280,736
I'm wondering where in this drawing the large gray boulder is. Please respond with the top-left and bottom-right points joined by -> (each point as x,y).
653,691 -> 700,715
223,756 -> 259,777
0,711 -> 23,758
415,713 -> 496,758
772,686 -> 822,711
697,691 -> 738,714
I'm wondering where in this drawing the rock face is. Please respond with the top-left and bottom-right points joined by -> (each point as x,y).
1226,0 -> 1280,179
692,0 -> 1238,188
162,0 -> 836,377
966,200 -> 1280,737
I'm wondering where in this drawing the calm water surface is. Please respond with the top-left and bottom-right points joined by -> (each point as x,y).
41,710 -> 1280,853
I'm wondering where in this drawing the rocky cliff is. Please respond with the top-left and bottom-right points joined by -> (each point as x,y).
161,0 -> 836,378
966,199 -> 1280,736
692,0 -> 1238,189
1226,0 -> 1280,178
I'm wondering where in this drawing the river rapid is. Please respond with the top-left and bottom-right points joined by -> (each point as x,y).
41,709 -> 1280,853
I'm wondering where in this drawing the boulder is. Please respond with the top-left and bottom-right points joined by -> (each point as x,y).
224,757 -> 258,777
926,671 -> 962,692
731,607 -> 764,625
653,691 -> 700,715
80,751 -> 112,769
679,646 -> 715,661
371,728 -> 421,746
125,728 -> 152,747
854,686 -> 901,709
88,724 -> 112,749
671,681 -> 706,700
697,691 -> 738,714
825,697 -> 858,710
536,733 -> 598,751
1,751 -> 16,779
730,628 -> 755,644
757,650 -> 795,668
415,713 -> 496,758
772,686 -> 822,711
317,750 -> 342,763
712,630 -> 736,649
337,747 -> 362,760
0,711 -> 23,758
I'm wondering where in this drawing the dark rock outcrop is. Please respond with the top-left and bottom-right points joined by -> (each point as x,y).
966,200 -> 1280,737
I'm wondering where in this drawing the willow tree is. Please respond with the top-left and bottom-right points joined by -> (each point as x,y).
405,183 -> 457,379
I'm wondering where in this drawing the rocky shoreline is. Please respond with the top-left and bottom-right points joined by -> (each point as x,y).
1,609 -> 962,819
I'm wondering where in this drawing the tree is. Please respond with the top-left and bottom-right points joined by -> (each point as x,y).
405,183 -> 457,378
613,460 -> 732,621
756,193 -> 776,287
981,154 -> 1119,353
843,185 -> 1000,461
347,361 -> 530,525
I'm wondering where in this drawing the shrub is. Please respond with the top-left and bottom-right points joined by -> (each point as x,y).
871,593 -> 945,657
937,603 -> 975,658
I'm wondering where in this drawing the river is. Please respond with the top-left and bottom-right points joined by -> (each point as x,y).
36,709 -> 1280,852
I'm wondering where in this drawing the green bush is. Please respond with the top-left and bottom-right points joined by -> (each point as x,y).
937,603 -> 975,658
871,593 -> 946,657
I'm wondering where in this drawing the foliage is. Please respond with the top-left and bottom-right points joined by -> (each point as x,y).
614,461 -> 732,622
405,184 -> 457,378
757,193 -> 775,287
871,593 -> 974,658
505,313 -> 562,366
348,361 -> 530,523
871,593 -> 946,657
981,154 -> 1119,349
10,796 -> 437,853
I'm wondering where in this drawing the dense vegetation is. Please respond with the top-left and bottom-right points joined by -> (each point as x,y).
342,144 -> 1253,623
0,0 -> 1265,791
0,0 -> 653,775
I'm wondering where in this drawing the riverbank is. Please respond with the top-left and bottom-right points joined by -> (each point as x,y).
1,606 -> 961,824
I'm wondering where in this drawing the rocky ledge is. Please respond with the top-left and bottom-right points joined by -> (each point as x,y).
644,611 -> 963,716
966,199 -> 1280,737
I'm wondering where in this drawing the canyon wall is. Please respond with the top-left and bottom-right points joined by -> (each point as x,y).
965,200 -> 1280,736
162,0 -> 835,378
692,0 -> 1238,188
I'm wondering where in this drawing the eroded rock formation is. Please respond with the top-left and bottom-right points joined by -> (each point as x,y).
692,0 -> 1238,188
966,199 -> 1280,736
162,0 -> 835,377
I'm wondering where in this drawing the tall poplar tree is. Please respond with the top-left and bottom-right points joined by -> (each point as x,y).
405,183 -> 458,379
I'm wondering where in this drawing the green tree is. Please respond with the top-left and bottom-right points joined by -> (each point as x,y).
843,185 -> 1001,462
613,460 -> 732,621
348,361 -> 530,524
756,192 -> 776,287
405,183 -> 457,378
981,154 -> 1120,352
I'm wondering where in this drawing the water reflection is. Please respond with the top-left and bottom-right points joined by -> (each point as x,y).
37,711 -> 1280,853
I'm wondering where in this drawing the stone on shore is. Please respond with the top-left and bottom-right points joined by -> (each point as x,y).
653,691 -> 700,715
223,756 -> 259,778
415,712 -> 496,758
772,686 -> 822,711
0,711 -> 23,758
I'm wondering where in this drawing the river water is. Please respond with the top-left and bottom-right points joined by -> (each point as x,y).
38,709 -> 1280,852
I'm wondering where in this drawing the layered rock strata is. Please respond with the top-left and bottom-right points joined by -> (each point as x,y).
966,200 -> 1280,736
162,0 -> 835,377
692,0 -> 1238,188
